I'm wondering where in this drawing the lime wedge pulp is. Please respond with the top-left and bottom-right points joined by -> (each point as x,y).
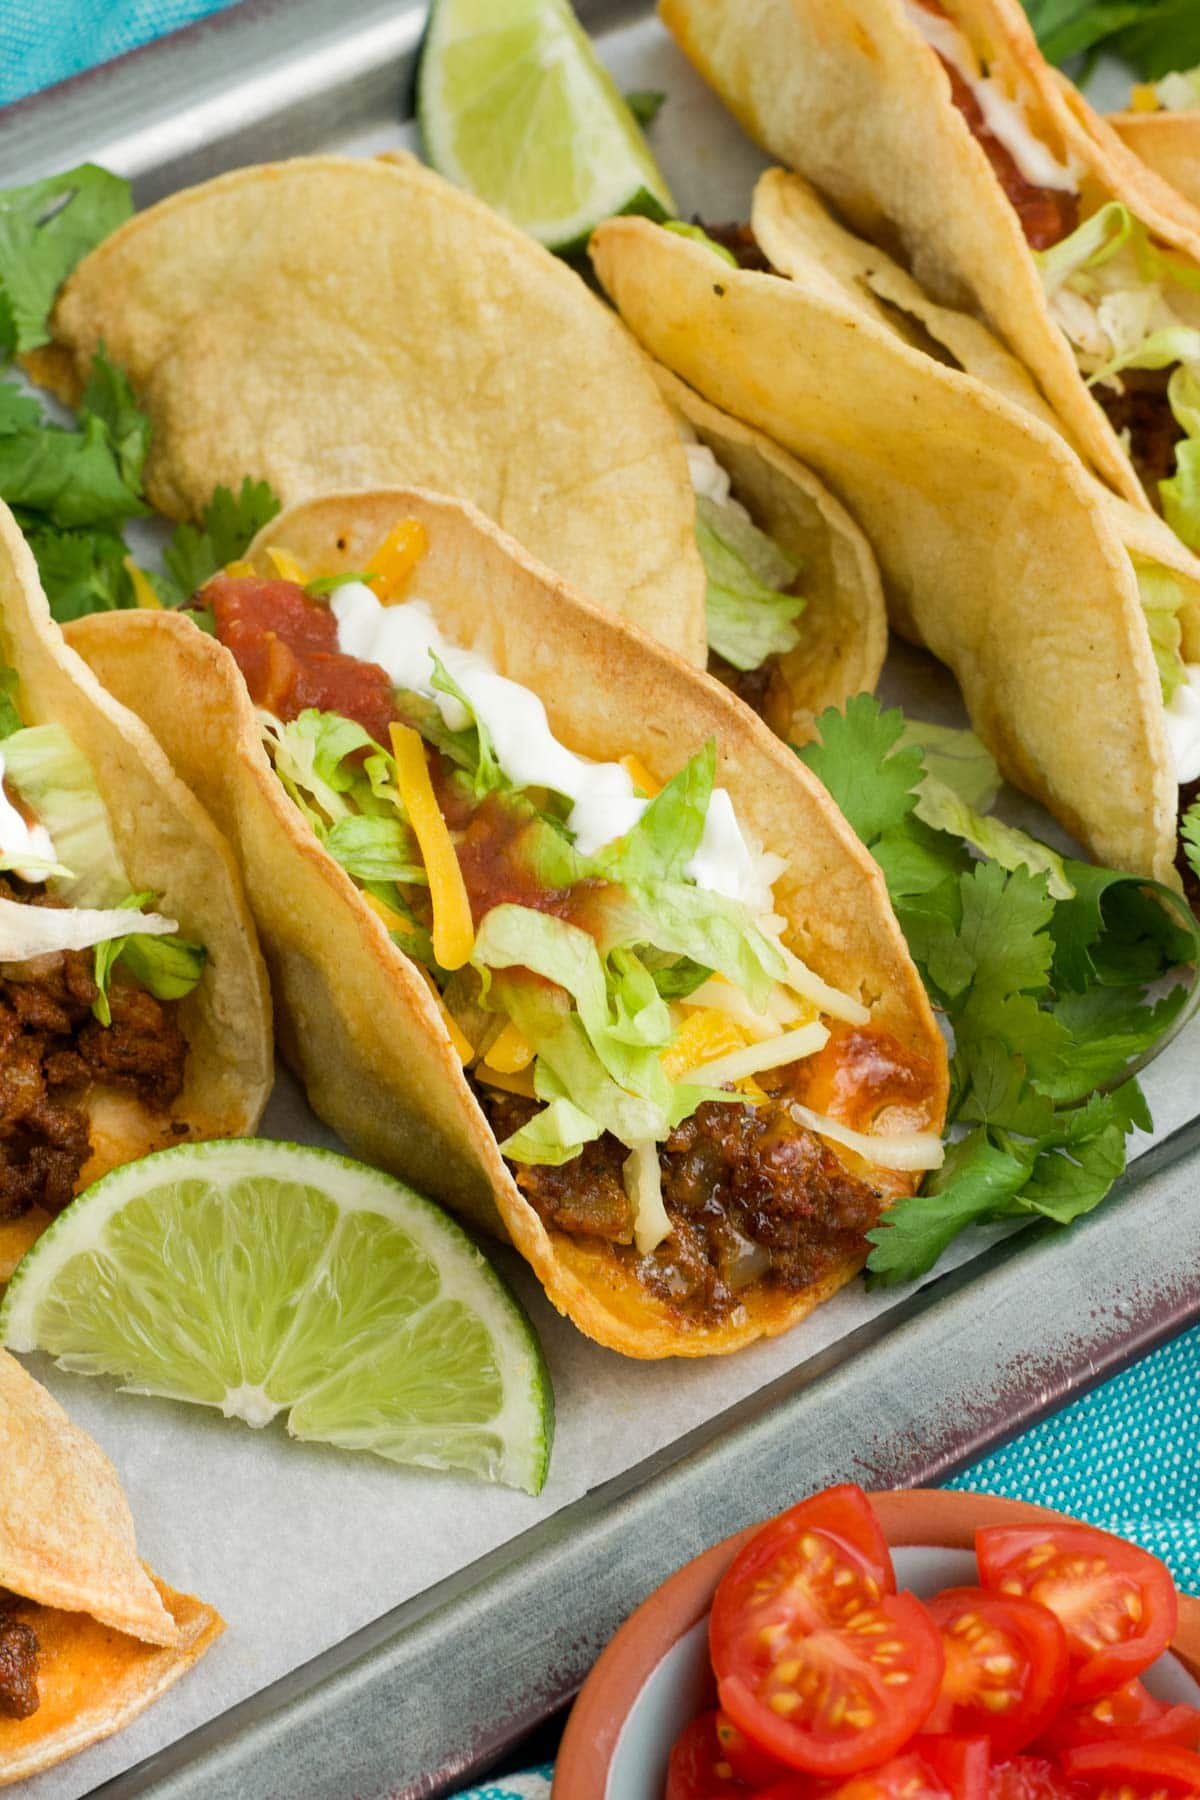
417,0 -> 674,253
0,1139 -> 553,1494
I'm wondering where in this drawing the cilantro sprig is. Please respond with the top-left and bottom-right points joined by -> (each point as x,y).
0,164 -> 132,360
1021,0 -> 1200,80
799,698 -> 1199,1286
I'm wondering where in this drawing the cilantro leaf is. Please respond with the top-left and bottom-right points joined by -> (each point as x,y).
160,477 -> 282,603
797,695 -> 923,844
624,90 -> 666,127
24,524 -> 134,621
1021,0 -> 1200,78
866,1129 -> 1031,1283
1184,800 -> 1200,885
0,164 -> 131,358
807,697 -> 1194,1287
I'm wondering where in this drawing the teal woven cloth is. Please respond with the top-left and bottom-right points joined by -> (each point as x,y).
0,0 -> 242,106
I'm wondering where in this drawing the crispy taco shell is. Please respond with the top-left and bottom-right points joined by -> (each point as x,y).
590,213 -> 1183,884
658,0 -> 1200,511
657,366 -> 888,736
750,167 -> 1200,645
32,151 -> 706,668
67,488 -> 946,1359
1110,110 -> 1200,214
0,505 -> 273,1280
0,1351 -> 223,1784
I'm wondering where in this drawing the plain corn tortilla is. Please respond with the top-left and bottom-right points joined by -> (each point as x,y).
67,486 -> 947,1361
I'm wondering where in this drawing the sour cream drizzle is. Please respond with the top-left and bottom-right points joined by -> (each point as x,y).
1165,665 -> 1200,785
0,750 -> 57,881
330,586 -> 779,908
903,0 -> 1079,193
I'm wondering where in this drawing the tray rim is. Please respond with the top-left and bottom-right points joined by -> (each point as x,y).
2,3 -> 1198,1795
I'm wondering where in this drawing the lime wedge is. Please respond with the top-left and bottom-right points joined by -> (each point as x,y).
417,0 -> 674,253
0,1140 -> 553,1494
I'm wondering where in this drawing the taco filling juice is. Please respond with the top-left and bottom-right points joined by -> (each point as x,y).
0,690 -> 205,1228
202,537 -> 943,1330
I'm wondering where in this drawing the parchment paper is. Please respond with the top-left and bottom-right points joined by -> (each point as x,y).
14,17 -> 1190,1798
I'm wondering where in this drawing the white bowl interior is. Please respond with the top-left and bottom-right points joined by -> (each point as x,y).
606,1544 -> 1200,1799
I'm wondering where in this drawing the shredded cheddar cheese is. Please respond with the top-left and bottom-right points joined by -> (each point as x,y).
370,521 -> 429,603
265,546 -> 309,585
361,890 -> 414,934
123,558 -> 162,609
389,723 -> 475,971
661,1009 -> 750,1080
1130,83 -> 1160,112
223,559 -> 256,579
619,753 -> 662,798
414,967 -> 473,1064
485,1019 -> 535,1073
477,1063 -> 537,1099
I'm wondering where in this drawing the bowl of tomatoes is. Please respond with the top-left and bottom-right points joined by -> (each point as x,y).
552,1486 -> 1200,1799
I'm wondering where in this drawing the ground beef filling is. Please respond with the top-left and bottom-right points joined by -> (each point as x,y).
480,1086 -> 883,1324
1093,370 -> 1181,492
0,1594 -> 39,1720
0,880 -> 189,1223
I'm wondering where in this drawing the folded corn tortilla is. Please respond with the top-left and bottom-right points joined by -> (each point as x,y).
1111,110 -> 1200,214
590,209 -> 1188,884
30,151 -> 708,670
658,0 -> 1200,523
0,1349 -> 222,1784
66,487 -> 947,1360
0,502 -> 273,1279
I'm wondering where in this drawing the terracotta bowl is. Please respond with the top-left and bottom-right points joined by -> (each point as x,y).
553,1489 -> 1200,1799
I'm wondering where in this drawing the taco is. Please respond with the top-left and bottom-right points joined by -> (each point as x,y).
658,0 -> 1200,557
1111,104 -> 1200,215
27,151 -> 707,670
590,206 -> 1200,888
658,365 -> 887,735
66,488 -> 948,1360
0,1349 -> 223,1784
0,501 -> 272,1280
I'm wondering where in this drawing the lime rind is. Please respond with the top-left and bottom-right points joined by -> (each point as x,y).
417,0 -> 674,253
0,1139 -> 553,1494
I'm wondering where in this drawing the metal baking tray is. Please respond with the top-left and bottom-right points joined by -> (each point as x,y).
4,6 -> 1199,1797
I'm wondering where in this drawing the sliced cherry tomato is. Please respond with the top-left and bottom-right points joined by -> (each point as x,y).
987,1757 -> 1080,1799
917,1733 -> 992,1800
666,1711 -> 755,1799
755,1754 -> 949,1798
1060,1741 -> 1200,1795
711,1490 -> 942,1777
923,1586 -> 1069,1755
714,1711 -> 791,1785
975,1526 -> 1178,1701
1038,1677 -> 1200,1754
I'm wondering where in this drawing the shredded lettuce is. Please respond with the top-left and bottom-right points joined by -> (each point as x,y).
1038,204 -> 1200,553
322,816 -> 427,887
1136,561 -> 1191,701
0,723 -> 126,905
899,721 -> 1000,813
1162,366 -> 1200,554
695,495 -> 805,673
91,890 -> 206,1025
